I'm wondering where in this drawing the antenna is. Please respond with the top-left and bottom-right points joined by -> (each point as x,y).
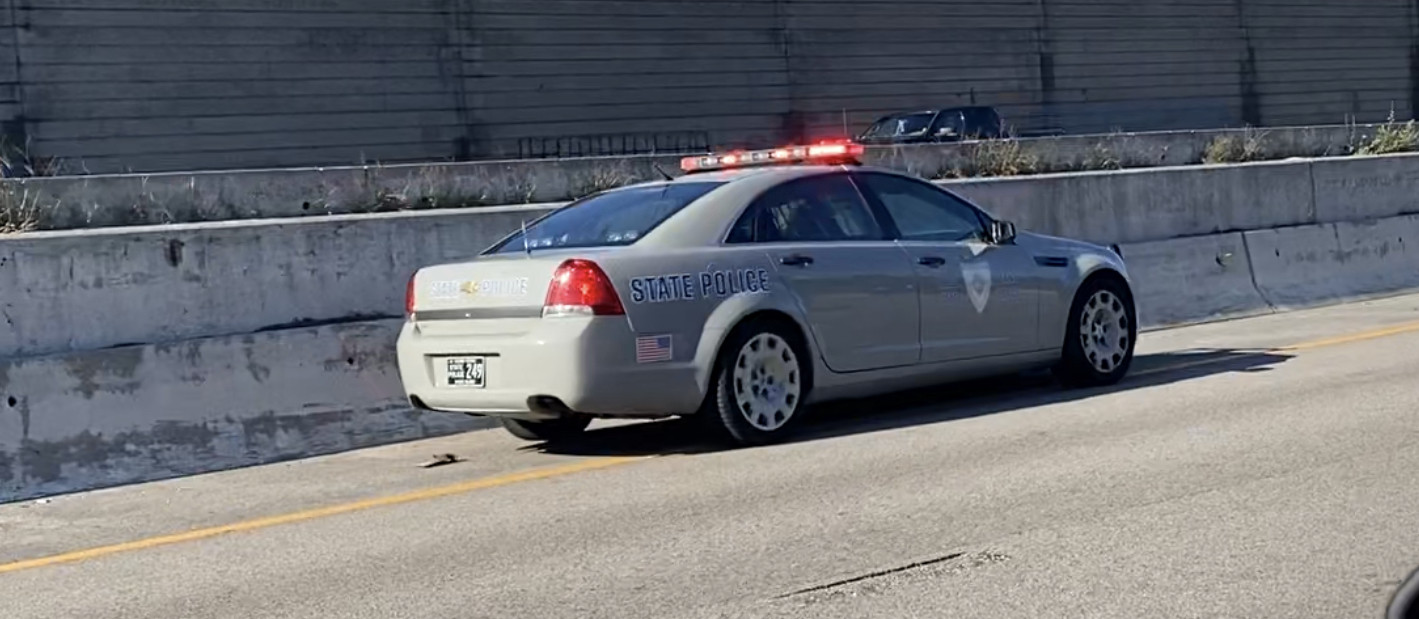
652,162 -> 674,181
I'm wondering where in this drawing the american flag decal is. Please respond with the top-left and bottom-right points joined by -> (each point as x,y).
635,334 -> 673,364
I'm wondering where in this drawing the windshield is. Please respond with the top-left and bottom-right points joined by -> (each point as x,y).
485,181 -> 725,254
860,112 -> 937,138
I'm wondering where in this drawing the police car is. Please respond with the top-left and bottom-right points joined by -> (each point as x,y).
397,140 -> 1136,446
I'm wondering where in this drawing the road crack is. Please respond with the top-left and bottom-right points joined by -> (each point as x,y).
774,550 -> 1012,604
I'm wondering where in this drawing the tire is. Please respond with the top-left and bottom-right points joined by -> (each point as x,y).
500,415 -> 592,443
1055,274 -> 1137,388
701,318 -> 812,447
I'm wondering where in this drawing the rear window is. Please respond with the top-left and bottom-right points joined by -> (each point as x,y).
485,181 -> 725,254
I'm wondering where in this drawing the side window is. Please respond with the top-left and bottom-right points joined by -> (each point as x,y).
853,173 -> 986,242
727,174 -> 884,243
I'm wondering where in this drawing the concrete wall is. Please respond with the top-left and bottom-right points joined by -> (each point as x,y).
0,204 -> 555,359
12,151 -> 1419,360
9,151 -> 1419,502
1,0 -> 1416,174
0,320 -> 491,501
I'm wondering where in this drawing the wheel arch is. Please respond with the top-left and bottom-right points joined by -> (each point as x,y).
1076,265 -> 1132,300
1058,265 -> 1137,346
692,300 -> 820,408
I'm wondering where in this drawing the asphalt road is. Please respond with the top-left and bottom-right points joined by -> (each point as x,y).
4,294 -> 1419,618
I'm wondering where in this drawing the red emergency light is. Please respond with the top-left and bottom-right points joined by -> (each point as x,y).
680,139 -> 865,173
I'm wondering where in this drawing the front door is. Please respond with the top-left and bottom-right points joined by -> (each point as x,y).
725,172 -> 921,372
850,171 -> 1042,363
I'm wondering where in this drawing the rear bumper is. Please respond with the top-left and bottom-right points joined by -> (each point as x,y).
395,316 -> 705,420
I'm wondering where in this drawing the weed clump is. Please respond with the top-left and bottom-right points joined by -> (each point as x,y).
1203,127 -> 1268,164
0,187 -> 48,233
1358,110 -> 1419,155
939,139 -> 1040,179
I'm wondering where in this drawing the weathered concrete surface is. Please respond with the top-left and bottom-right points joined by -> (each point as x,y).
4,157 -> 622,230
0,203 -> 558,358
951,159 -> 1316,246
1243,215 -> 1419,309
1119,233 -> 1272,329
2,123 -> 1389,232
1310,154 -> 1419,223
0,320 -> 490,503
13,152 -> 1419,360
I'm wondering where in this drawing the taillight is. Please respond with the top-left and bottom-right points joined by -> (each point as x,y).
543,259 -> 625,317
405,272 -> 417,317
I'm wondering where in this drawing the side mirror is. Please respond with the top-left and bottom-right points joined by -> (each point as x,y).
989,220 -> 1016,245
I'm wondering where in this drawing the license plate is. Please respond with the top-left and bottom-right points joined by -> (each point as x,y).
444,357 -> 486,388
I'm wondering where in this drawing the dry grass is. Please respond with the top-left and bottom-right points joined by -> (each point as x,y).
0,135 -> 64,178
1357,110 -> 1419,156
0,187 -> 47,233
1202,127 -> 1269,164
569,165 -> 637,198
939,138 -> 1041,178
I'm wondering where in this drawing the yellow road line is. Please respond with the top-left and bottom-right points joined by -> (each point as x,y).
0,456 -> 648,575
7,318 -> 1419,576
1277,319 -> 1419,351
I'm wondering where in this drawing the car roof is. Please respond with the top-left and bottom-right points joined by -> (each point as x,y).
672,164 -> 844,184
615,163 -> 919,250
628,163 -> 908,187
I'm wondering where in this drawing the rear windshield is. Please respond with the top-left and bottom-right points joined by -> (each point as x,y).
485,181 -> 725,254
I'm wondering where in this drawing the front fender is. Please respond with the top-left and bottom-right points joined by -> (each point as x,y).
1037,246 -> 1132,349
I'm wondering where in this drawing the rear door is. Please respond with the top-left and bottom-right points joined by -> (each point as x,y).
725,172 -> 920,372
850,171 -> 1043,363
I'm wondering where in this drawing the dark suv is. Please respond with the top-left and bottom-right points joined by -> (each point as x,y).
856,106 -> 1009,145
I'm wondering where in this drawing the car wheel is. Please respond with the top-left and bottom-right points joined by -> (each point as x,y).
1056,274 -> 1137,388
499,415 -> 592,443
703,319 -> 811,447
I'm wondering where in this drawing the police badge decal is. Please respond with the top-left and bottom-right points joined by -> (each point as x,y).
960,258 -> 992,314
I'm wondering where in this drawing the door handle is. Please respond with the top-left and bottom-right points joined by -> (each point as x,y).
917,255 -> 946,267
779,254 -> 814,267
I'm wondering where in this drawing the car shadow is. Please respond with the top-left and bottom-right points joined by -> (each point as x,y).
517,347 -> 1292,458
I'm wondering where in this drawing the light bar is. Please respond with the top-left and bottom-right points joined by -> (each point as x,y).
680,139 -> 865,173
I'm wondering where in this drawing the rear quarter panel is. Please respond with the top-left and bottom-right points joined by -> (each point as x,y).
593,246 -> 818,396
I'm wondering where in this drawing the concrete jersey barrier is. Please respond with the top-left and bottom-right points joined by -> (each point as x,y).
9,153 -> 1419,502
10,152 -> 1419,359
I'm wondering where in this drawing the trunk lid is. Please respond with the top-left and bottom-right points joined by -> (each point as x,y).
409,249 -> 617,333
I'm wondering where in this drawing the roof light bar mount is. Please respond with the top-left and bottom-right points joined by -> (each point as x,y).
680,139 -> 865,174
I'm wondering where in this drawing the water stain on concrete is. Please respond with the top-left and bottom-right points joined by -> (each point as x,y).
0,448 -> 14,485
18,421 -> 219,484
242,344 -> 271,383
61,347 -> 144,399
14,397 -> 30,439
240,410 -> 332,446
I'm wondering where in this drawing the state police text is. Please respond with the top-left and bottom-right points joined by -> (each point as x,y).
629,268 -> 772,304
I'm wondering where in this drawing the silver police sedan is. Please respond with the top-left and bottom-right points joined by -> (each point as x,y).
397,141 -> 1136,446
